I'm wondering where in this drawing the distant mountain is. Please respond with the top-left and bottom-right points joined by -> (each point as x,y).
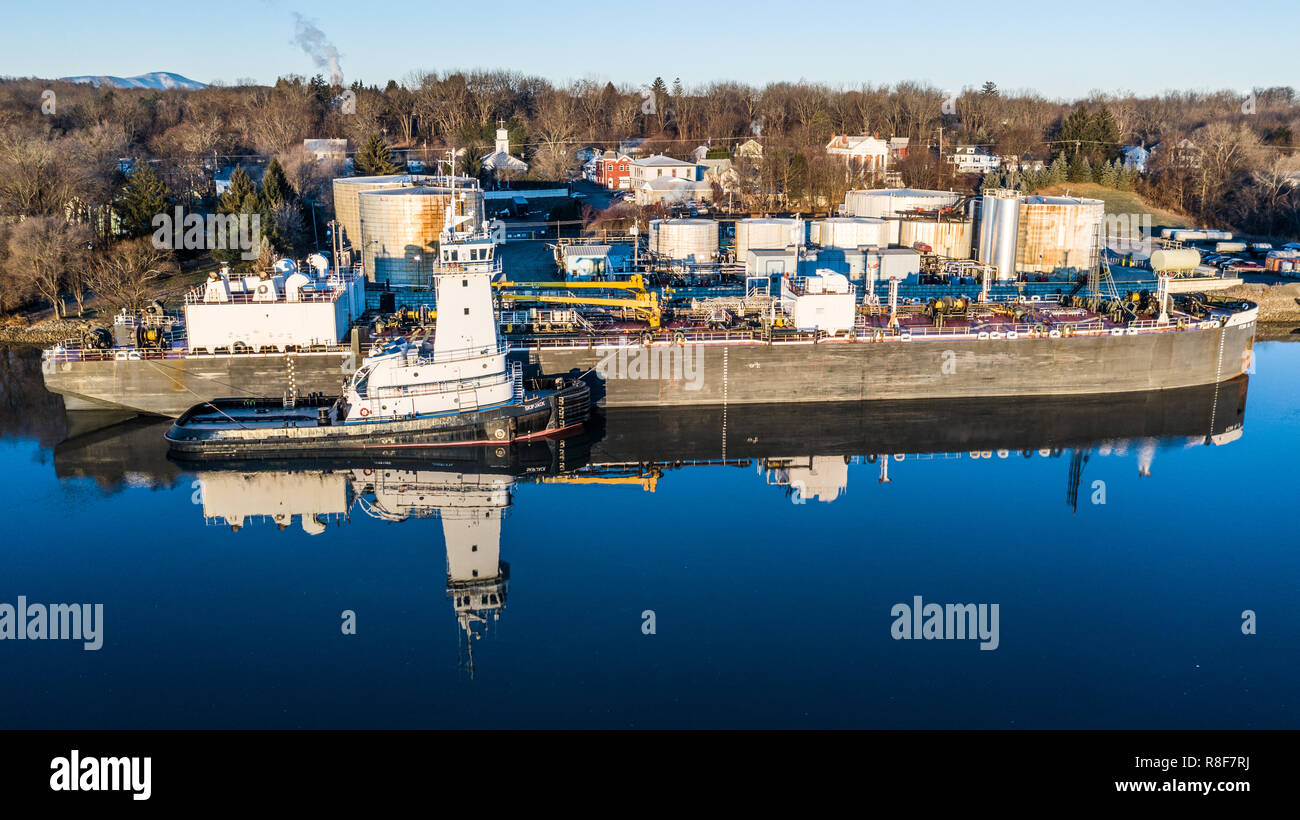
57,72 -> 206,91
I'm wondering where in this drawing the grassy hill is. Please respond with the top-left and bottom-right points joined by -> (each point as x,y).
1032,182 -> 1195,233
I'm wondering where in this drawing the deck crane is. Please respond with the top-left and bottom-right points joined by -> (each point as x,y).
492,274 -> 665,329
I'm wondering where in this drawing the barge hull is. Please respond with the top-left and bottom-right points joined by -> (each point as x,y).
43,317 -> 1256,414
523,318 -> 1256,407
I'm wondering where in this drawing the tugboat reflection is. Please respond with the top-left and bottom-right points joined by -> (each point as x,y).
185,440 -> 581,676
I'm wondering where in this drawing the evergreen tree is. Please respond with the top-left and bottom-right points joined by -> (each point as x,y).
219,167 -> 256,214
1115,163 -> 1133,191
120,163 -> 169,239
1098,159 -> 1119,188
981,81 -> 998,96
1047,154 -> 1068,185
260,158 -> 295,211
354,133 -> 401,176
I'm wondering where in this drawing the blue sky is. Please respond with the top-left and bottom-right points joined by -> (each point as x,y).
2,0 -> 1295,99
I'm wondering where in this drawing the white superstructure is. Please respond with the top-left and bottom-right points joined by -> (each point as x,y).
184,255 -> 365,353
340,208 -> 511,423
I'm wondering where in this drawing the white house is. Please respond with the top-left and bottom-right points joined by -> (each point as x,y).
826,134 -> 890,172
628,154 -> 698,186
1121,145 -> 1149,173
303,138 -> 347,163
634,176 -> 713,206
946,145 -> 1001,174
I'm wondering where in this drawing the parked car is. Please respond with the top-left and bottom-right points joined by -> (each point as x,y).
1224,260 -> 1263,272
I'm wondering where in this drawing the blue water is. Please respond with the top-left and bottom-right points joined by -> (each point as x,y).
0,343 -> 1296,728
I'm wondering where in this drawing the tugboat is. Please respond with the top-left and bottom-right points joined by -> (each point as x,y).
165,215 -> 589,460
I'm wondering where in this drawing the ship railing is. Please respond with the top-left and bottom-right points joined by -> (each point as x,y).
42,341 -> 356,363
365,372 -> 512,401
402,340 -> 511,366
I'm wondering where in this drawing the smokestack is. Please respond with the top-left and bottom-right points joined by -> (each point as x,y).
292,13 -> 344,87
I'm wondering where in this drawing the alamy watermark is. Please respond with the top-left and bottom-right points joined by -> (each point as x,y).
891,595 -> 999,650
50,751 -> 150,801
151,206 -> 262,261
0,595 -> 103,650
1103,213 -> 1152,255
596,345 -> 704,390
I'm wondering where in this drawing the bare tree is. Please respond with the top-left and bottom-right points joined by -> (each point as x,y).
85,238 -> 179,313
6,216 -> 92,318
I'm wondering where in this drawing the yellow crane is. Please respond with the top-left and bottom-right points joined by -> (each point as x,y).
493,275 -> 664,329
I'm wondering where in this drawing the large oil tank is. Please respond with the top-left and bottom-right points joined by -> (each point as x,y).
1149,248 -> 1201,273
357,185 -> 485,287
736,218 -> 804,259
1014,195 -> 1105,275
841,188 -> 961,244
649,218 -> 718,262
333,174 -> 481,253
898,218 -> 974,259
977,191 -> 1021,280
809,217 -> 889,250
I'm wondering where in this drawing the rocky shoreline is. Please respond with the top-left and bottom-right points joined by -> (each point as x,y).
0,318 -> 102,347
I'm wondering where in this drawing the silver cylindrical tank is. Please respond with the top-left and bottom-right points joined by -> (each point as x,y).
736,218 -> 804,259
898,218 -> 974,259
809,217 -> 889,250
649,218 -> 718,262
978,191 -> 1021,280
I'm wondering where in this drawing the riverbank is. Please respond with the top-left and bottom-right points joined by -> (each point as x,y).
0,318 -> 101,347
1219,281 -> 1300,324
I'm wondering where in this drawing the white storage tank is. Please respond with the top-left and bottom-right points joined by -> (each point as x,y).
809,217 -> 889,250
649,218 -> 718,262
898,218 -> 974,259
736,218 -> 804,260
1149,248 -> 1201,273
841,188 -> 961,244
978,191 -> 1021,280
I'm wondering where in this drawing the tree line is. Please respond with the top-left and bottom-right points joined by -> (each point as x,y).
0,73 -> 1298,319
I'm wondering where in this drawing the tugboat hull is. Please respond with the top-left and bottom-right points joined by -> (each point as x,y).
164,379 -> 590,460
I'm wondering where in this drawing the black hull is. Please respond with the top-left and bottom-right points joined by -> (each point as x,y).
165,379 -> 590,461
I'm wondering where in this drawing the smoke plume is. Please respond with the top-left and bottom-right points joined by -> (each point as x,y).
292,13 -> 343,87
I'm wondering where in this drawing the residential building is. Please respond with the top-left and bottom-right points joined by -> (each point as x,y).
826,134 -> 890,173
1120,145 -> 1148,173
303,138 -> 347,163
946,145 -> 1001,174
735,139 -> 764,160
628,154 -> 698,186
618,137 -> 648,158
590,150 -> 634,189
888,137 -> 910,160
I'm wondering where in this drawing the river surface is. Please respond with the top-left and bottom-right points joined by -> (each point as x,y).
0,342 -> 1296,728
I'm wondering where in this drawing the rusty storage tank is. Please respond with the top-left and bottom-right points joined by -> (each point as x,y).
735,218 -> 804,260
333,174 -> 481,254
1014,195 -> 1105,276
809,217 -> 889,250
357,185 -> 485,288
898,217 -> 974,259
649,218 -> 719,262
